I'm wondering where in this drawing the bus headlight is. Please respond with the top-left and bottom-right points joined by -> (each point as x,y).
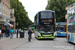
38,32 -> 41,36
54,31 -> 57,36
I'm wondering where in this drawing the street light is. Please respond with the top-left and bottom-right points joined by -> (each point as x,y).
16,0 -> 18,38
16,22 -> 18,38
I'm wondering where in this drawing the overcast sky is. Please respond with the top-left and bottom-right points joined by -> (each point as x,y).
19,0 -> 47,22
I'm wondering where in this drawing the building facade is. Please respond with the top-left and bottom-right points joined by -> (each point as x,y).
10,9 -> 15,30
0,0 -> 15,30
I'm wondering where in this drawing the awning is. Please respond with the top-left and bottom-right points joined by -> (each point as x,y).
0,14 -> 9,19
4,22 -> 13,27
0,14 -> 15,22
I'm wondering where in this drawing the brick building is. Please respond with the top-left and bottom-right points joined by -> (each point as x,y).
0,0 -> 15,30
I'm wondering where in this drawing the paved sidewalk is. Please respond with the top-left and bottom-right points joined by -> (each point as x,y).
0,33 -> 28,50
0,34 -> 19,41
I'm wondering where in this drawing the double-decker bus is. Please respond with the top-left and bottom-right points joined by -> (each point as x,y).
55,22 -> 66,36
67,6 -> 75,43
34,10 -> 56,39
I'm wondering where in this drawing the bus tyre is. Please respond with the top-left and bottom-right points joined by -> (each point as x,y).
52,38 -> 54,40
35,37 -> 37,39
35,37 -> 36,38
68,34 -> 70,42
35,37 -> 39,40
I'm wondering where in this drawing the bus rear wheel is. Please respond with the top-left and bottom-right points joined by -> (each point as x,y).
68,34 -> 70,42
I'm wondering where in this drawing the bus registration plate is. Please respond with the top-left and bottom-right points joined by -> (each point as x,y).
45,37 -> 49,38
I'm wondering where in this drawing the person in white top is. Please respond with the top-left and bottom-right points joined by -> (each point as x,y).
0,30 -> 2,39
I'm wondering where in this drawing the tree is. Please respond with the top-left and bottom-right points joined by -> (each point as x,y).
46,0 -> 75,22
10,0 -> 33,29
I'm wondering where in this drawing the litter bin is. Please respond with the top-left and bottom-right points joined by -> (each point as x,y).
20,32 -> 24,38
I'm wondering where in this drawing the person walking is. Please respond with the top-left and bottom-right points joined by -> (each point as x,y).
6,27 -> 10,37
18,28 -> 21,33
28,28 -> 32,42
2,28 -> 6,38
10,28 -> 14,39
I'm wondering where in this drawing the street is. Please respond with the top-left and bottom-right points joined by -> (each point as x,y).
0,34 -> 75,50
13,34 -> 75,50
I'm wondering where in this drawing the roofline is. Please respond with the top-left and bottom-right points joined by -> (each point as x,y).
38,10 -> 55,13
69,6 -> 75,10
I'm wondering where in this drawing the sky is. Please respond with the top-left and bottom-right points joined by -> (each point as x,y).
19,0 -> 48,22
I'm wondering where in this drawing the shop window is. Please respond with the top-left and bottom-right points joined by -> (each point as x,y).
68,25 -> 72,33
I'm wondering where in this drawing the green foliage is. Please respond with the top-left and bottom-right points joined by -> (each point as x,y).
10,0 -> 33,29
46,0 -> 75,22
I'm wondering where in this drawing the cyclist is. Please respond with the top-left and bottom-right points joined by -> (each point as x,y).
28,28 -> 32,42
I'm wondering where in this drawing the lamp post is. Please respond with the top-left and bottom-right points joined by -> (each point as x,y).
17,22 -> 18,38
16,0 -> 18,38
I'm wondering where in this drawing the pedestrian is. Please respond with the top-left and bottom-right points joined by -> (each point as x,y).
10,27 -> 14,39
15,29 -> 17,34
0,30 -> 2,39
18,28 -> 21,33
2,28 -> 6,38
6,27 -> 10,37
28,28 -> 32,42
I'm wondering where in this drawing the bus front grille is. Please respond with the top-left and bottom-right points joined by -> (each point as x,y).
41,33 -> 54,37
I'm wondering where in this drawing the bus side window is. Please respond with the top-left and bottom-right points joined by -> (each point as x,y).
72,25 -> 75,33
68,25 -> 72,33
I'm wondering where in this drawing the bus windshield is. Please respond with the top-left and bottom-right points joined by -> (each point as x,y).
58,25 -> 66,32
38,25 -> 53,33
41,12 -> 53,19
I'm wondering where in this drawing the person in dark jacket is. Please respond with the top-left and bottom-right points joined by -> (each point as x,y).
28,28 -> 32,42
6,27 -> 10,37
2,28 -> 6,38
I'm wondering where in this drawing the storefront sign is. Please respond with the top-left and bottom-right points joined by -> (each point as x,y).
0,19 -> 6,21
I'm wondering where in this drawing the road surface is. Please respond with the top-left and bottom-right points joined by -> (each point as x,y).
14,34 -> 75,50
